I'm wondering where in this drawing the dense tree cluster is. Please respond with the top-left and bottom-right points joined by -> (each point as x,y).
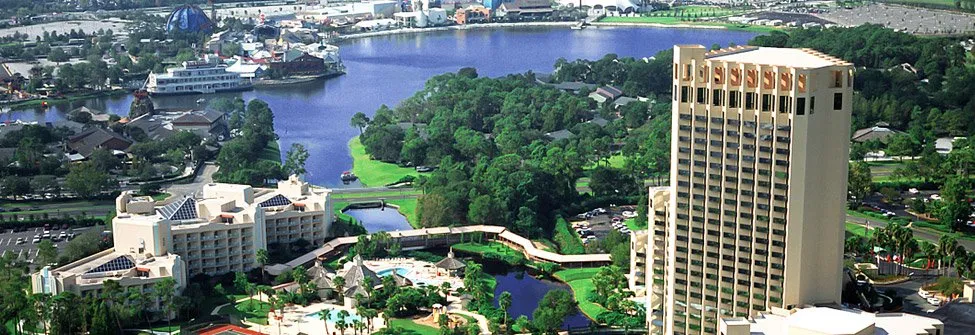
359,60 -> 674,237
214,99 -> 284,185
753,25 -> 975,152
552,52 -> 673,98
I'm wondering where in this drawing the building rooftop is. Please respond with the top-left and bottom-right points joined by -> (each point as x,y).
729,306 -> 944,335
45,249 -> 181,288
705,46 -> 850,69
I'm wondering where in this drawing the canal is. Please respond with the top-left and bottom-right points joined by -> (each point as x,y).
3,26 -> 757,186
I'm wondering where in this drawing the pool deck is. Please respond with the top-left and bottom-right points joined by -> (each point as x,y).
269,225 -> 611,275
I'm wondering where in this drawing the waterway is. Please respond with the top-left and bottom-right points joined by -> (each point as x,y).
2,26 -> 757,186
341,206 -> 412,232
487,265 -> 590,329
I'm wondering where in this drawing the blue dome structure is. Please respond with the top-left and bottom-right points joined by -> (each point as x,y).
165,5 -> 214,34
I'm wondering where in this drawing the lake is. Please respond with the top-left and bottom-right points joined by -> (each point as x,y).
2,26 -> 757,186
488,265 -> 590,329
341,205 -> 413,232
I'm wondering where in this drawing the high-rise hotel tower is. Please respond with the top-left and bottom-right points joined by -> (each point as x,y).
631,45 -> 854,334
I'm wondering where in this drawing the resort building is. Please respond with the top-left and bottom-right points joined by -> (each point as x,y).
32,175 -> 333,296
720,306 -> 944,335
632,45 -> 855,334
31,249 -> 185,301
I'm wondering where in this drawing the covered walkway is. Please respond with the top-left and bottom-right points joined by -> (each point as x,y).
267,225 -> 611,275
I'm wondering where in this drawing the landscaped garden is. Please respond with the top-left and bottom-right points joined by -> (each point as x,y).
349,136 -> 417,187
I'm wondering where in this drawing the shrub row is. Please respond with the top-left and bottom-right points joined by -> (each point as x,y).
553,217 -> 586,255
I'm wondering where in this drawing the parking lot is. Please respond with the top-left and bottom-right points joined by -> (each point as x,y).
570,206 -> 640,246
0,225 -> 102,262
817,4 -> 975,34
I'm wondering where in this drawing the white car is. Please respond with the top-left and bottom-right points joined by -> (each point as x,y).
918,290 -> 931,299
927,297 -> 942,306
31,237 -> 41,244
622,211 -> 637,218
930,194 -> 942,201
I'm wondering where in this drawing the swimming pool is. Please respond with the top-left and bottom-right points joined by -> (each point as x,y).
305,309 -> 362,323
377,267 -> 410,277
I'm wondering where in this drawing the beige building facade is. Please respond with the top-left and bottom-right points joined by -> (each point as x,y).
632,45 -> 855,334
32,175 -> 334,295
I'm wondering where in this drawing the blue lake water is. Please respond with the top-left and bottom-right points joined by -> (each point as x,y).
2,26 -> 756,186
491,267 -> 591,329
341,206 -> 412,232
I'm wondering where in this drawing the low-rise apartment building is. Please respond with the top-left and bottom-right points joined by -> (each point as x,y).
32,175 -> 333,295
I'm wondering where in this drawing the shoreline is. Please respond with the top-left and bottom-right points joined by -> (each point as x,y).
332,19 -> 777,42
1,89 -> 129,110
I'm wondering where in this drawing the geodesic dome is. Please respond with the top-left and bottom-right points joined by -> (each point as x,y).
166,5 -> 214,34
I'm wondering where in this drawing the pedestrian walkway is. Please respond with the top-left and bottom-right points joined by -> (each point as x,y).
269,225 -> 611,275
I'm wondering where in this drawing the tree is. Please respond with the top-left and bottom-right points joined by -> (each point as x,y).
847,161 -> 872,208
531,290 -> 576,335
256,248 -> 270,283
938,235 -> 959,276
319,308 -> 333,335
155,277 -> 178,334
1,176 -> 31,199
37,240 -> 59,267
466,195 -> 498,226
337,310 -> 350,334
283,143 -> 309,177
938,175 -> 972,231
333,276 -> 346,301
418,193 -> 453,228
65,161 -> 115,198
350,112 -> 370,135
498,291 -> 512,328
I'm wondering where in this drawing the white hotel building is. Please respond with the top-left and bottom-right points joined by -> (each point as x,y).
32,175 -> 333,296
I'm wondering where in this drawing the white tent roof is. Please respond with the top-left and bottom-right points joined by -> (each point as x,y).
558,0 -> 639,10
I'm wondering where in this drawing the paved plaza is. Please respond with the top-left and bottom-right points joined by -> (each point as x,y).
817,4 -> 975,34
0,20 -> 130,40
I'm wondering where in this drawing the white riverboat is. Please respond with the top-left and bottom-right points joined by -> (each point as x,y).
146,55 -> 252,96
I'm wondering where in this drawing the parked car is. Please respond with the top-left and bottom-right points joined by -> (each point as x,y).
31,237 -> 41,244
918,290 -> 931,299
927,297 -> 942,306
15,237 -> 25,245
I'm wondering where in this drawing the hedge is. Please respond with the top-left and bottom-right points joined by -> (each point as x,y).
553,217 -> 585,255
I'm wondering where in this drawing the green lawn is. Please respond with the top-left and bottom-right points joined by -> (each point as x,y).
260,140 -> 281,164
148,325 -> 181,333
452,241 -> 527,265
846,222 -> 874,238
332,189 -> 422,199
151,193 -> 171,202
883,0 -> 957,7
583,154 -> 626,171
624,218 -> 647,231
349,136 -> 417,187
216,299 -> 271,325
387,198 -> 418,227
554,268 -> 607,319
388,318 -> 439,335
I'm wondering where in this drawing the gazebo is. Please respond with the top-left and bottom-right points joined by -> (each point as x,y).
435,249 -> 467,277
308,260 -> 335,299
343,254 -> 381,288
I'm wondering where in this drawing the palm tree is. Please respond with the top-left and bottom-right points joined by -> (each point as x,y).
381,309 -> 392,329
319,308 -> 332,335
333,276 -> 346,301
257,248 -> 270,283
337,310 -> 350,335
101,279 -> 125,332
499,291 -> 512,328
359,308 -> 378,332
938,235 -> 959,276
353,320 -> 365,335
921,241 -> 936,269
954,245 -> 968,277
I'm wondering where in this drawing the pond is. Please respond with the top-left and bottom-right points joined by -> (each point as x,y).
488,267 -> 590,329
341,205 -> 413,233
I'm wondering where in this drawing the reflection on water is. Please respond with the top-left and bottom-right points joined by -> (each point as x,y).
489,266 -> 590,329
3,26 -> 756,187
342,206 -> 412,233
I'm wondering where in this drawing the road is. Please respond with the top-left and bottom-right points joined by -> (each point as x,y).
163,163 -> 218,201
846,214 -> 975,251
